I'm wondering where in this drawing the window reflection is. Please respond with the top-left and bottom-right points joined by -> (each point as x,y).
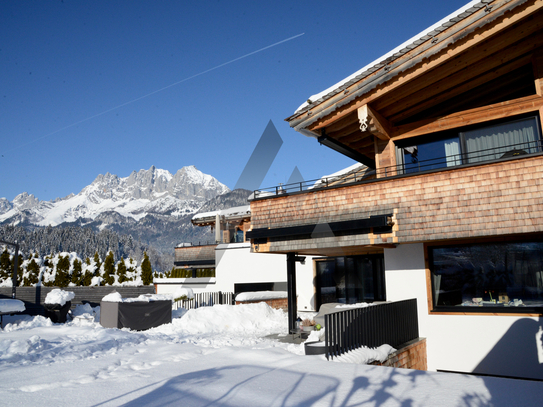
430,240 -> 543,310
397,115 -> 541,174
315,255 -> 385,309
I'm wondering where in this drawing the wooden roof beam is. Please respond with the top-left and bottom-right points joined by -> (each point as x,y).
331,121 -> 364,141
358,104 -> 391,140
350,137 -> 375,150
388,50 -> 536,124
318,133 -> 376,169
394,93 -> 543,140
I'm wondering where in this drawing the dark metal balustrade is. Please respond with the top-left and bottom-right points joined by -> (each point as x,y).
324,299 -> 419,360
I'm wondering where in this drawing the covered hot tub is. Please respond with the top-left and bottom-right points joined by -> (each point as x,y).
100,292 -> 172,331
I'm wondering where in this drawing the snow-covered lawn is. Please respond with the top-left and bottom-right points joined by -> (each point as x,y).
0,303 -> 541,406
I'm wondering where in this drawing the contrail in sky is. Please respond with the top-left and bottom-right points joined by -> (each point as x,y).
3,33 -> 305,154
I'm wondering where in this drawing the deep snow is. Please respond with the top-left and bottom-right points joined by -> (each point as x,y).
0,303 -> 541,406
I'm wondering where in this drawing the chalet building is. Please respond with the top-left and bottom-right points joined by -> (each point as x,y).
246,0 -> 543,380
154,205 -> 315,310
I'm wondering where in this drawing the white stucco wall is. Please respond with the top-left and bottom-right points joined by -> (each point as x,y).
384,243 -> 543,380
154,278 -> 217,295
215,243 -> 315,311
155,243 -> 316,311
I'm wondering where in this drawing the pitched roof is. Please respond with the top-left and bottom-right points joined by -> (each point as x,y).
287,0 -> 516,131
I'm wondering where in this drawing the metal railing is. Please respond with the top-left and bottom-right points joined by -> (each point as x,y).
173,291 -> 234,310
324,299 -> 419,360
252,139 -> 543,200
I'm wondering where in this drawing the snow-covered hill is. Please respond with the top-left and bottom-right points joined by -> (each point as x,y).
0,165 -> 230,227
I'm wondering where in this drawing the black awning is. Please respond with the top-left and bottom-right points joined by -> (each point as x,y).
246,214 -> 392,240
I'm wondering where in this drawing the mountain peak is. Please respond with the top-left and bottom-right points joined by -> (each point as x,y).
0,166 -> 230,228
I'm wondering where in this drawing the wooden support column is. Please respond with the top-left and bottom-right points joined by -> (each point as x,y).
532,48 -> 543,97
532,48 -> 543,127
358,104 -> 396,177
286,252 -> 297,334
374,138 -> 397,178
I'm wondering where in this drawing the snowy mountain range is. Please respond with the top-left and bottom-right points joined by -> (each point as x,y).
0,165 -> 230,227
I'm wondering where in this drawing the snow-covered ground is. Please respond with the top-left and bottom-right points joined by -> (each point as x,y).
0,303 -> 541,406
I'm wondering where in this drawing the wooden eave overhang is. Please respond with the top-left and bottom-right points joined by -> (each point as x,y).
286,0 -> 543,167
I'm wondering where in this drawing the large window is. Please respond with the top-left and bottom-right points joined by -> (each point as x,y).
315,254 -> 385,309
397,115 -> 541,174
429,239 -> 543,313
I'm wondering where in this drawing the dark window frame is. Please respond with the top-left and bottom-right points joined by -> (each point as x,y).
396,114 -> 542,175
427,237 -> 543,315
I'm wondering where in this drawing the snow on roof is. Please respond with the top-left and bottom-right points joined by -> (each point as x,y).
309,162 -> 372,189
235,291 -> 288,302
191,205 -> 251,223
294,0 -> 484,114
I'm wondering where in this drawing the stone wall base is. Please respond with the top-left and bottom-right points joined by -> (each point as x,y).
370,338 -> 427,370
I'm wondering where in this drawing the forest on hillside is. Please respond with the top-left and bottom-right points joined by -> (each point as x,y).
0,224 -> 171,273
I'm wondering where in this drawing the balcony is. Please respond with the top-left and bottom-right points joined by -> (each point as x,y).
247,140 -> 543,256
251,138 -> 543,201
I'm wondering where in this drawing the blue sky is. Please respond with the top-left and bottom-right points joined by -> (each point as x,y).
1,0 -> 469,202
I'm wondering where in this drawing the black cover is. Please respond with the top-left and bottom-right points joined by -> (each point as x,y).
44,301 -> 71,323
116,301 -> 172,331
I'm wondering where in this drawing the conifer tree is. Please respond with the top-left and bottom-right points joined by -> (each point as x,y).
72,258 -> 83,285
0,248 -> 11,281
23,258 -> 40,286
81,269 -> 93,286
103,251 -> 115,285
116,257 -> 127,284
126,258 -> 136,282
54,255 -> 71,287
93,252 -> 101,274
141,252 -> 153,285
42,256 -> 54,287
16,254 -> 24,286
